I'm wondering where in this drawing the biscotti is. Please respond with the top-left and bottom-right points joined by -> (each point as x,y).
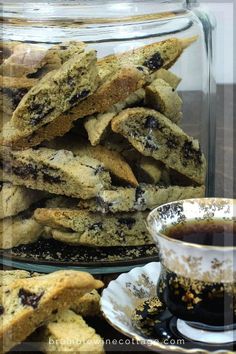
0,270 -> 101,317
84,88 -> 145,146
0,42 -> 87,118
83,70 -> 181,147
151,68 -> 181,89
0,41 -> 85,78
11,50 -> 99,131
0,270 -> 103,353
1,65 -> 147,149
145,78 -> 183,123
0,41 -> 22,65
0,75 -> 37,115
98,36 -> 197,80
38,309 -> 104,354
46,226 -> 152,247
47,136 -> 138,187
30,41 -> 86,78
0,211 -> 44,249
112,107 -> 206,185
0,270 -> 37,287
72,289 -> 101,317
0,182 -> 44,219
0,43 -> 47,78
34,208 -> 153,247
0,147 -> 111,199
79,184 -> 205,213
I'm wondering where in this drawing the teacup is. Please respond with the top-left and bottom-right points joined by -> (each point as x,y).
147,198 -> 235,343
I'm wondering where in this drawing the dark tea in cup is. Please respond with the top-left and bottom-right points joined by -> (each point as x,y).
147,198 -> 235,334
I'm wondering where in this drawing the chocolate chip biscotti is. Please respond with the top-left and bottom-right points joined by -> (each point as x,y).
0,41 -> 85,78
0,211 -> 44,249
145,78 -> 183,123
0,270 -> 103,353
1,65 -> 147,149
0,43 -> 47,78
11,49 -> 99,131
0,182 -> 44,219
0,147 -> 111,199
38,309 -> 104,354
48,136 -> 138,187
79,184 -> 205,213
0,270 -> 37,287
112,107 -> 206,185
0,270 -> 101,317
0,75 -> 37,116
151,68 -> 182,89
98,36 -> 197,80
34,208 -> 152,247
84,87 -> 145,146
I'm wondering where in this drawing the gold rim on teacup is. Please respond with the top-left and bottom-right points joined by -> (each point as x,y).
147,198 -> 236,251
147,198 -> 235,284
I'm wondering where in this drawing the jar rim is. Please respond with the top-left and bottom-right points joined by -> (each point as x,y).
1,0 -> 187,22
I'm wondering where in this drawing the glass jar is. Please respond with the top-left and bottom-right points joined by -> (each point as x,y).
0,0 -> 216,273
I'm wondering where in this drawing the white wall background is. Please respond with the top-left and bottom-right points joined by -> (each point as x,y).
201,1 -> 234,84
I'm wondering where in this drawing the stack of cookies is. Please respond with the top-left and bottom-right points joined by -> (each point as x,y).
0,37 -> 206,251
0,269 -> 104,353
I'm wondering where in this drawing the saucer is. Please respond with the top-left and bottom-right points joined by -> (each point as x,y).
101,262 -> 235,353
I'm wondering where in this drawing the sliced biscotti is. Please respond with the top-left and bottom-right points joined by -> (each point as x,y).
0,269 -> 100,317
83,70 -> 181,146
0,41 -> 22,64
0,41 -> 85,78
1,65 -> 147,149
112,107 -> 206,185
151,68 -> 181,89
48,136 -> 138,187
11,49 -> 99,131
0,182 -> 44,219
72,289 -> 101,317
0,270 -> 101,317
0,270 -> 103,353
0,75 -> 37,115
48,227 -> 152,247
0,269 -> 101,319
79,184 -> 205,213
30,41 -> 86,78
0,43 -> 47,78
0,147 -> 111,199
38,309 -> 104,354
145,78 -> 183,123
84,88 -> 145,146
34,208 -> 153,247
0,270 -> 35,287
0,42 -> 86,117
98,36 -> 197,80
0,211 -> 44,249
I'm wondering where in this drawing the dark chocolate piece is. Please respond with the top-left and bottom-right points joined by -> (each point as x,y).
12,164 -> 38,180
144,52 -> 164,71
182,141 -> 202,165
29,104 -> 54,126
118,217 -> 136,229
18,288 -> 44,309
166,135 -> 179,149
69,89 -> 90,105
144,116 -> 160,129
0,305 -> 4,315
42,172 -> 62,184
